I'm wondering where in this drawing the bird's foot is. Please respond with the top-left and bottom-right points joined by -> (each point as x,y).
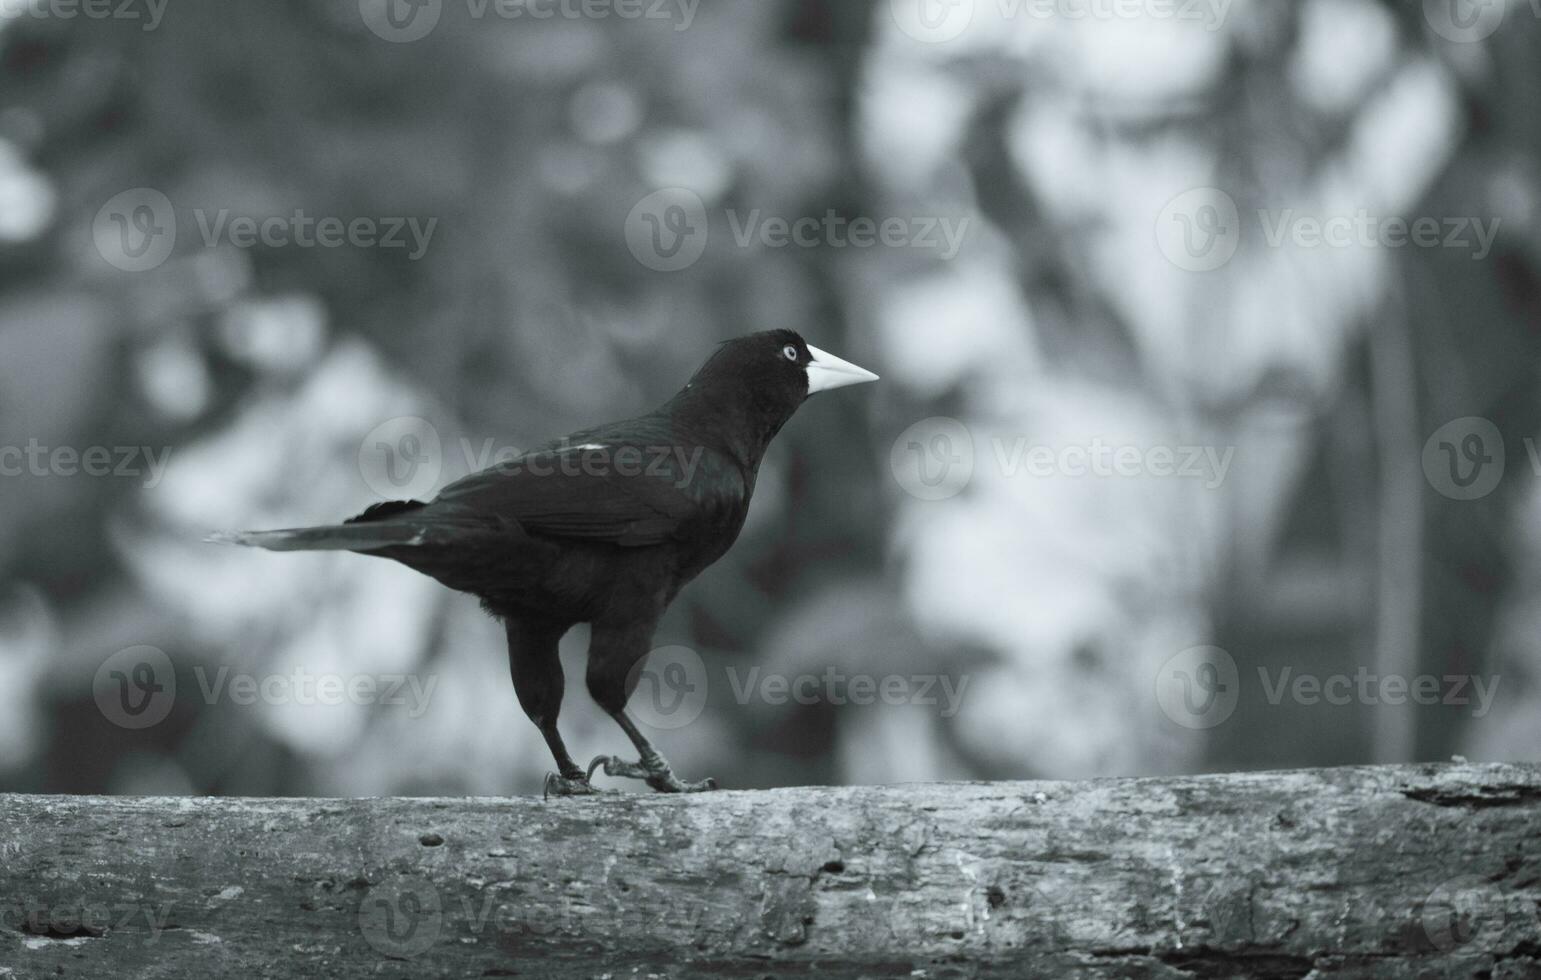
542,772 -> 609,799
587,754 -> 718,794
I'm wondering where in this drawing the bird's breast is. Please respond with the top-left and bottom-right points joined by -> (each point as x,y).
673,481 -> 751,576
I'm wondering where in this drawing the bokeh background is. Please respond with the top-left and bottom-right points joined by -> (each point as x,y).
1,0 -> 1538,797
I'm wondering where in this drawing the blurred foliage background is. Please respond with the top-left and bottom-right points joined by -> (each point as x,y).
0,0 -> 1538,797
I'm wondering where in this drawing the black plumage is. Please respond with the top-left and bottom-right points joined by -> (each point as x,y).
211,330 -> 878,794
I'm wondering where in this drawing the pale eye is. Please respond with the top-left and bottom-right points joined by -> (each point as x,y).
783,344 -> 800,362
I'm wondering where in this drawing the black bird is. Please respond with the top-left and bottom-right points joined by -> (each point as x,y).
210,331 -> 878,795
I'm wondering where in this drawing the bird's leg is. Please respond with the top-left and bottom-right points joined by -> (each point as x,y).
583,619 -> 717,793
587,711 -> 718,793
541,723 -> 605,798
506,617 -> 607,798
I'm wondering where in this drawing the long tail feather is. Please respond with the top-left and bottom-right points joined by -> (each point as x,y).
204,522 -> 429,553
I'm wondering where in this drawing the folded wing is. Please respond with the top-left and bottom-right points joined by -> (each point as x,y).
432,442 -> 705,548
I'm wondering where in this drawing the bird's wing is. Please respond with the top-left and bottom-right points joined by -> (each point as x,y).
431,441 -> 710,548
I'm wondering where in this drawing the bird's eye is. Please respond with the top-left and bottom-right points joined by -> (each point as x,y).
783,344 -> 800,362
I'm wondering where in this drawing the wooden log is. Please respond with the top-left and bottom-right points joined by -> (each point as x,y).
1,763 -> 1538,978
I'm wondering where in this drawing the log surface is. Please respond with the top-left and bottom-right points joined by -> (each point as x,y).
2,764 -> 1539,978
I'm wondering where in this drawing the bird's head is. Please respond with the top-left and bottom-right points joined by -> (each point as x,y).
689,329 -> 879,410
674,331 -> 878,459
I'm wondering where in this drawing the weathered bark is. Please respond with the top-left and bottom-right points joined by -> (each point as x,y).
1,764 -> 1538,978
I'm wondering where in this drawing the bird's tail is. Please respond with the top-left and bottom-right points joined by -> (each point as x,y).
205,522 -> 429,553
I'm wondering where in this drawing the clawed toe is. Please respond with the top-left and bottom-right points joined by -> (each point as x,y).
543,772 -> 608,799
588,755 -> 649,782
650,773 -> 717,794
587,754 -> 718,794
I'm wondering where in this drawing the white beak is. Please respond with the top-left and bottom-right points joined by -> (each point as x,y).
805,344 -> 880,394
